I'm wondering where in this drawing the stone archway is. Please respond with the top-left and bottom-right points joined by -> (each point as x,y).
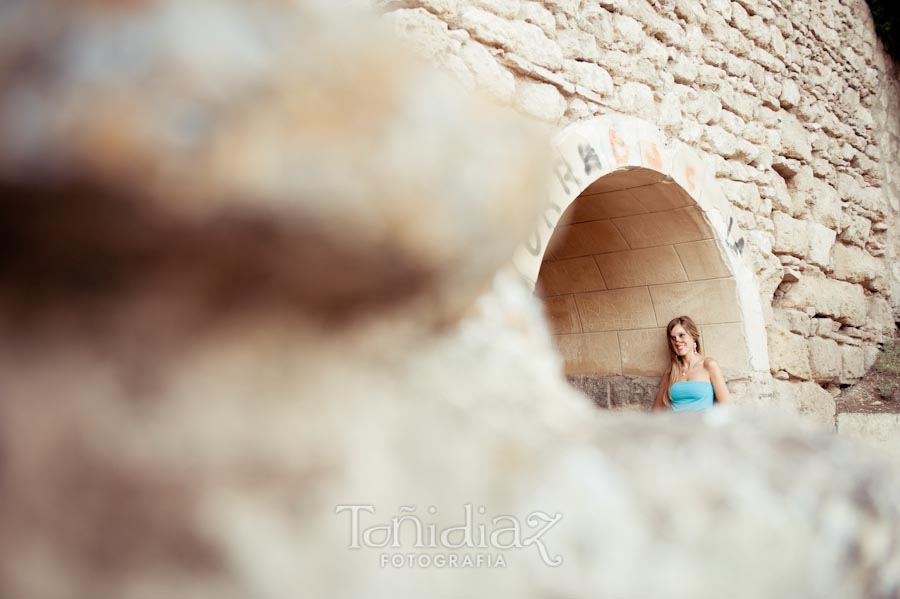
513,115 -> 771,408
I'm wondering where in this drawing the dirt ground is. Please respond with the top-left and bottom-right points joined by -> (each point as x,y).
835,337 -> 900,415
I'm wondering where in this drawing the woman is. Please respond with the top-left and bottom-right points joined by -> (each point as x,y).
652,315 -> 730,412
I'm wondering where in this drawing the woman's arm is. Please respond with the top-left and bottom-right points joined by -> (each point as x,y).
706,357 -> 730,405
652,368 -> 671,412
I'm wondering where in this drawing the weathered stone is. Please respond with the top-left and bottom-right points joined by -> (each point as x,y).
866,295 -> 895,334
779,114 -> 813,162
832,243 -> 888,292
841,344 -> 867,383
840,213 -> 872,248
806,222 -> 837,270
460,41 -> 515,103
517,1 -> 556,36
458,7 -> 563,70
779,275 -> 867,327
770,380 -> 836,432
513,78 -> 566,122
564,60 -> 613,97
808,337 -> 842,382
767,327 -> 811,379
470,0 -> 521,19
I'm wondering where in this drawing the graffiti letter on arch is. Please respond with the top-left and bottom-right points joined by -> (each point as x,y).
578,143 -> 603,176
725,216 -> 745,256
553,157 -> 581,195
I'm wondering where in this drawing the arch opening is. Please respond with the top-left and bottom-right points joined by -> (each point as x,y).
534,167 -> 749,410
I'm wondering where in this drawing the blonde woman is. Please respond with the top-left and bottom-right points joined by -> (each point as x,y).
652,315 -> 730,412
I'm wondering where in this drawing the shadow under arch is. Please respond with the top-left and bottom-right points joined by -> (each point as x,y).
512,115 -> 771,409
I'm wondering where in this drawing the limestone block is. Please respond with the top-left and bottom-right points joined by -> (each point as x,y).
771,380 -> 836,432
671,56 -> 700,85
564,60 -> 613,97
630,182 -> 693,212
470,0 -> 521,19
554,331 -> 622,374
778,275 -> 867,327
386,8 -> 463,61
555,27 -> 600,61
808,337 -> 841,382
536,256 -> 606,296
594,246 -> 688,289
674,239 -> 732,280
619,328 -> 669,376
460,42 -> 515,103
779,115 -> 813,162
574,287 -> 657,332
866,295 -> 895,334
837,413 -> 900,476
616,81 -> 656,117
840,345 -> 866,383
767,328 -> 812,380
781,308 -> 811,336
543,294 -> 582,334
805,222 -> 836,270
700,322 -> 750,374
674,0 -> 708,25
546,219 -> 629,260
839,213 -> 872,248
832,243 -> 887,291
648,278 -> 742,326
772,211 -> 807,257
613,207 -> 710,249
705,125 -> 739,158
612,13 -> 646,49
513,78 -> 566,122
458,7 -> 563,70
517,1 -> 556,36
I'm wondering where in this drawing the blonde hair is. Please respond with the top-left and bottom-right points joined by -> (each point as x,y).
663,315 -> 702,406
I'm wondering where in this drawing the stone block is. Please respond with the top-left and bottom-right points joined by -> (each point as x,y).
779,114 -> 812,162
674,239 -> 732,280
832,243 -> 887,291
613,206 -> 711,249
767,328 -> 811,380
630,181 -> 693,212
458,7 -> 563,70
575,287 -> 658,332
543,294 -> 581,334
700,322 -> 749,374
536,256 -> 606,296
460,41 -> 515,103
554,331 -> 622,375
594,246 -> 688,289
649,278 -> 742,326
779,274 -> 867,327
841,345 -> 866,383
514,78 -> 566,122
805,222 -> 836,270
619,328 -> 670,376
771,380 -> 836,432
546,219 -> 630,260
560,191 -> 645,223
808,337 -> 841,382
866,295 -> 895,334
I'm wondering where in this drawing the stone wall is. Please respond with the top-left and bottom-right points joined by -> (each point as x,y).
379,0 -> 900,411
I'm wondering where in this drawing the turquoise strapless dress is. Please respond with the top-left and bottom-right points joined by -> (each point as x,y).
670,381 -> 714,412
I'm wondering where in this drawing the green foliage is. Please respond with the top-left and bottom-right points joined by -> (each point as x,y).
875,340 -> 900,375
866,0 -> 900,60
876,380 -> 898,398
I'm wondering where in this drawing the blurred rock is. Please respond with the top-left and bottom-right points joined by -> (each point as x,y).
1,2 -> 900,599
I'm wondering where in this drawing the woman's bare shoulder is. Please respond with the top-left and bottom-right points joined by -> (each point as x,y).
703,356 -> 721,370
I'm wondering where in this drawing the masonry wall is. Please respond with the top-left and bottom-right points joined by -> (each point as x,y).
379,0 -> 900,404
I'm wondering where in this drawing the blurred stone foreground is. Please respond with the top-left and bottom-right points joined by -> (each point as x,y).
0,1 -> 899,597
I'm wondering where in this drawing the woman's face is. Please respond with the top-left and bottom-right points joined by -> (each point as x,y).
669,324 -> 694,357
